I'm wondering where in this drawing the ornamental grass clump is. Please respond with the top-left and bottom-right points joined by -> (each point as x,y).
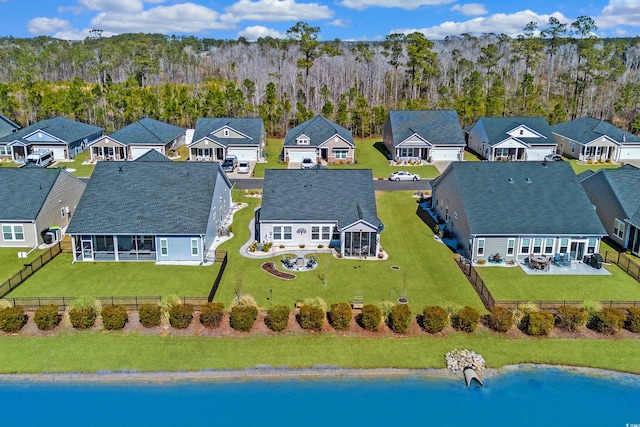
589,308 -> 626,335
0,305 -> 27,333
358,304 -> 382,331
199,302 -> 225,328
68,296 -> 100,330
328,302 -> 352,331
451,306 -> 479,333
169,303 -> 194,329
34,304 -> 60,331
138,304 -> 161,328
555,306 -> 588,332
265,304 -> 290,332
488,306 -> 513,333
521,311 -> 554,336
388,304 -> 411,334
625,307 -> 640,333
420,306 -> 449,333
100,305 -> 128,330
160,295 -> 182,325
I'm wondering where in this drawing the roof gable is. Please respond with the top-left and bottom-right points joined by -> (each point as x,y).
191,118 -> 265,147
108,118 -> 184,146
387,110 -> 465,147
134,149 -> 172,162
594,165 -> 640,224
0,168 -> 62,220
0,116 -> 103,145
551,117 -> 640,145
476,117 -> 555,146
0,114 -> 20,138
284,116 -> 354,147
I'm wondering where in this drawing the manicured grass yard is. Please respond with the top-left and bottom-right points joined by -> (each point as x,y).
58,150 -> 96,178
479,264 -> 640,302
214,190 -> 483,311
567,159 -> 620,175
0,248 -> 48,282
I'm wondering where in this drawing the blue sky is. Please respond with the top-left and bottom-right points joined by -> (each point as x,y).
1,0 -> 639,41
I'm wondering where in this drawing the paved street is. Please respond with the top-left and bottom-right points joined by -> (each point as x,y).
231,178 -> 432,191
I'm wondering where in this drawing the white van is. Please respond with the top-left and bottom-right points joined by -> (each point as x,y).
26,150 -> 55,168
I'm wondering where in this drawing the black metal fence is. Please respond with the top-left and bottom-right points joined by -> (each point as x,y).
601,250 -> 640,282
0,243 -> 63,298
208,251 -> 228,302
4,296 -> 210,311
455,256 -> 496,309
496,300 -> 640,311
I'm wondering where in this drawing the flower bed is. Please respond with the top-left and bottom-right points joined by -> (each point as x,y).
261,262 -> 296,280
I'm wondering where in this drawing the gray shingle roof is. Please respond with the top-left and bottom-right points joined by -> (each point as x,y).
0,116 -> 103,144
0,114 -> 20,138
594,164 -> 640,228
551,117 -> 640,145
386,110 -> 465,146
67,161 -> 230,235
134,149 -> 172,162
476,117 -> 556,146
108,118 -> 184,146
284,116 -> 354,147
0,168 -> 62,220
433,161 -> 606,236
191,118 -> 265,147
260,169 -> 381,230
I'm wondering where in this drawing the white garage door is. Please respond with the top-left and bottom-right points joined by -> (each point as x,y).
430,148 -> 461,161
228,147 -> 258,161
130,147 -> 156,160
619,147 -> 640,161
50,147 -> 66,160
288,150 -> 316,163
527,148 -> 553,161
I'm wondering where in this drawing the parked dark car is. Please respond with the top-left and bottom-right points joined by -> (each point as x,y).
221,156 -> 238,172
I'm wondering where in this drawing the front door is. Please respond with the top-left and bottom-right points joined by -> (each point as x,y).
81,238 -> 94,261
321,148 -> 328,161
570,241 -> 586,261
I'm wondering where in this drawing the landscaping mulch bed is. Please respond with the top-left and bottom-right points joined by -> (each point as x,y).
261,262 -> 296,280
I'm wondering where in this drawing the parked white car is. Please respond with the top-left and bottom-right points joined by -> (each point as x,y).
237,161 -> 250,174
301,158 -> 316,169
389,171 -> 421,181
544,154 -> 563,162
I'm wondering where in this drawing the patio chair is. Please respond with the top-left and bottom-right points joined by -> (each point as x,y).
554,253 -> 563,266
282,257 -> 295,269
306,257 -> 316,268
562,253 -> 571,266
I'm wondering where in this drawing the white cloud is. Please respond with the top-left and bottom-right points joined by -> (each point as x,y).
597,0 -> 640,28
79,0 -> 145,13
340,0 -> 455,11
27,17 -> 70,35
222,0 -> 333,23
328,19 -> 350,28
392,9 -> 570,38
238,25 -> 285,40
450,3 -> 487,16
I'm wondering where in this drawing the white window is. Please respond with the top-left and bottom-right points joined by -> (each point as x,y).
532,238 -> 542,254
60,208 -> 66,218
283,226 -> 292,240
2,224 -> 24,241
223,129 -> 229,137
297,137 -> 309,145
477,239 -> 485,256
400,148 -> 416,157
520,238 -> 531,254
311,226 -> 320,240
559,239 -> 569,254
191,239 -> 199,256
544,238 -> 554,255
506,239 -> 515,256
322,226 -> 331,240
587,238 -> 597,254
273,226 -> 282,240
614,218 -> 625,239
0,146 -> 11,156
160,239 -> 168,256
333,149 -> 348,159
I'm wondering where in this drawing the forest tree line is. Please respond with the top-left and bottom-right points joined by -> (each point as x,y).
0,17 -> 639,137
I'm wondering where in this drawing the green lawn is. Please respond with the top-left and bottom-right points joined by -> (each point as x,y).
568,159 -> 620,175
9,254 -> 220,297
0,161 -> 21,168
463,148 -> 481,162
213,190 -> 483,311
479,264 -> 640,302
59,150 -> 96,177
0,248 -> 48,282
0,332 -> 639,374
253,138 -> 288,177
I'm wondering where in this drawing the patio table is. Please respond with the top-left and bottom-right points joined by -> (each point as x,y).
531,255 -> 551,270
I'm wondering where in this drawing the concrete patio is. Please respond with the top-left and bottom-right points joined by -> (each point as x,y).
519,260 -> 612,276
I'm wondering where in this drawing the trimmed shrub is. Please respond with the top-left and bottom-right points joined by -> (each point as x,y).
169,304 -> 194,329
488,306 -> 513,333
589,308 -> 626,335
420,306 -> 449,333
199,302 -> 225,328
265,304 -> 290,332
555,306 -> 588,332
101,305 -> 128,330
0,305 -> 27,333
359,304 -> 382,331
138,304 -> 161,328
625,307 -> 640,333
451,306 -> 480,333
298,304 -> 324,331
69,307 -> 96,329
328,302 -> 352,331
230,305 -> 258,332
522,311 -> 554,336
34,304 -> 60,331
388,304 -> 411,334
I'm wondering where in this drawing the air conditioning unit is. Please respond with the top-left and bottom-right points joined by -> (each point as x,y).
43,232 -> 57,244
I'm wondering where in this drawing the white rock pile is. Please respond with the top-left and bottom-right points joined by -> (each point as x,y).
445,349 -> 486,372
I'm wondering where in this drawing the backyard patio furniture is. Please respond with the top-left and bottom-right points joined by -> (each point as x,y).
282,257 -> 295,269
554,253 -> 564,266
296,257 -> 305,269
531,255 -> 551,270
306,257 -> 316,268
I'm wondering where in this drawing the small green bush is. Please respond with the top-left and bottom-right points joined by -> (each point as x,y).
69,307 -> 96,329
0,305 -> 27,333
555,306 -> 588,332
199,302 -> 225,328
589,308 -> 626,335
101,305 -> 128,330
138,304 -> 161,328
328,302 -> 352,331
451,306 -> 480,333
388,304 -> 411,334
522,311 -> 554,336
34,304 -> 60,331
489,306 -> 513,333
230,305 -> 258,332
625,307 -> 640,333
298,305 -> 324,331
265,304 -> 290,332
169,304 -> 194,329
420,306 -> 449,333
358,304 -> 382,331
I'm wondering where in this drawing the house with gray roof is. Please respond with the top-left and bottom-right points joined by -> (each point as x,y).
466,117 -> 557,161
282,116 -> 355,165
431,161 -> 606,263
580,164 -> 640,256
382,110 -> 465,163
90,118 -> 185,161
256,169 -> 383,257
551,117 -> 640,162
67,160 -> 232,263
189,117 -> 265,162
0,168 -> 86,248
0,116 -> 103,163
0,114 -> 19,138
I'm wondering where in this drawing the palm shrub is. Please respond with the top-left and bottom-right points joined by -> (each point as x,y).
358,304 -> 382,331
0,305 -> 27,333
265,304 -> 290,332
34,304 -> 60,331
625,307 -> 640,333
420,306 -> 449,333
230,305 -> 258,332
328,302 -> 352,331
521,311 -> 554,336
488,306 -> 513,333
169,304 -> 194,329
68,296 -> 100,330
199,302 -> 225,328
589,308 -> 626,335
101,305 -> 128,330
298,304 -> 324,331
555,306 -> 588,332
138,304 -> 161,328
388,304 -> 411,334
451,306 -> 480,333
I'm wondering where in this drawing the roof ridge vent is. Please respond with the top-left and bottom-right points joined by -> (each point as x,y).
525,177 -> 532,184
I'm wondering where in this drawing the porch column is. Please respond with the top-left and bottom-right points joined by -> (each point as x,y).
71,236 -> 77,262
113,235 -> 119,261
